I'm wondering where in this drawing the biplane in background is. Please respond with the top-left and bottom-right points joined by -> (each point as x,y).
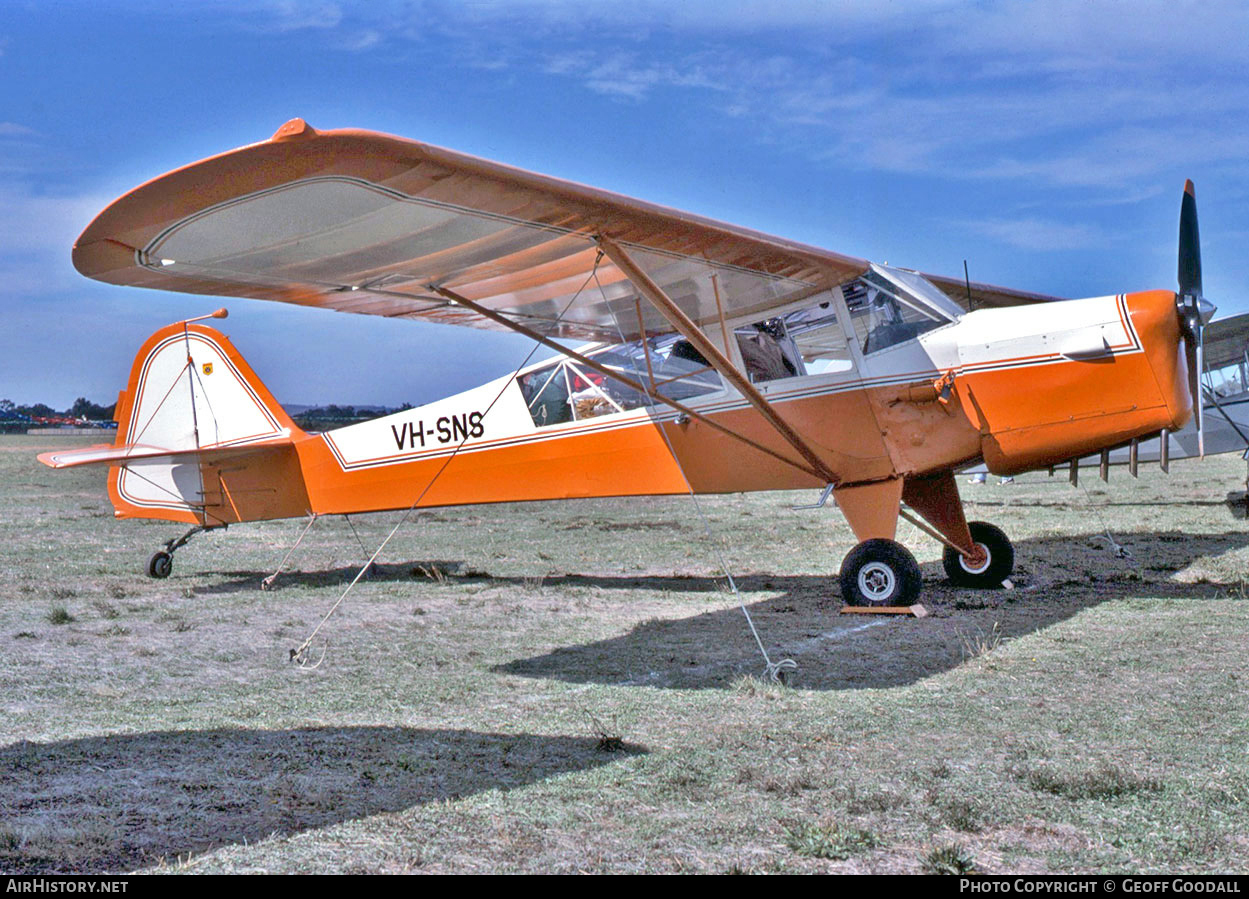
40,119 -> 1216,607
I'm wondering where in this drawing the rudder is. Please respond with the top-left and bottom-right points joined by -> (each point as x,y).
106,323 -> 309,523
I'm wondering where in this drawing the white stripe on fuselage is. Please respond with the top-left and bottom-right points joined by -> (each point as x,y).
320,294 -> 1138,471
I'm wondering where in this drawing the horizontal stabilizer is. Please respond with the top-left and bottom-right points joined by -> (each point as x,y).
38,435 -> 294,469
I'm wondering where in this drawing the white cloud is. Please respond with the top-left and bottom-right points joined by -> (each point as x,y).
222,0 -> 342,32
203,0 -> 1249,190
503,4 -> 1249,191
578,53 -> 721,100
339,28 -> 381,51
269,0 -> 342,30
387,0 -> 963,35
0,184 -> 112,294
957,216 -> 1108,252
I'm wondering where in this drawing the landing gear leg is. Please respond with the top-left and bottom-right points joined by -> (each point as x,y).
145,524 -> 223,579
839,538 -> 923,607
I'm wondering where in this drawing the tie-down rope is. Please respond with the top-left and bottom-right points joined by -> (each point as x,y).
289,258 -> 605,666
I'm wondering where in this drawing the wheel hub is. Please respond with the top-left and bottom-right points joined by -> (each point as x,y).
959,542 -> 992,575
858,561 -> 896,601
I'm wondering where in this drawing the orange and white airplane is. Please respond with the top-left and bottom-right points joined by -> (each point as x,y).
40,119 -> 1215,607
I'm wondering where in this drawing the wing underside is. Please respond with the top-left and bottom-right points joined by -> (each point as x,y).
74,119 -> 1060,341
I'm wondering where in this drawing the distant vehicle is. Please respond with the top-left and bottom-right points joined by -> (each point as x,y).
39,120 -> 1218,606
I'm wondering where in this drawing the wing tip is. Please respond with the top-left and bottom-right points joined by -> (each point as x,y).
272,118 -> 318,142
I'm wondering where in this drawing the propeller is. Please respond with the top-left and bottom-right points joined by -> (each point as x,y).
1177,179 -> 1217,456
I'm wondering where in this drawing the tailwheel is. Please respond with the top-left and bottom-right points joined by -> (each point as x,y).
143,524 -> 219,578
942,521 -> 1014,588
839,538 -> 922,607
147,550 -> 173,579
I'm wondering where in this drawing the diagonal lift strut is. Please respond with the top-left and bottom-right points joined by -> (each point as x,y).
596,236 -> 840,485
424,283 -> 827,481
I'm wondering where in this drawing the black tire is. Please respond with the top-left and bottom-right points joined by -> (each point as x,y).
147,551 -> 173,579
839,538 -> 922,607
943,521 -> 1014,588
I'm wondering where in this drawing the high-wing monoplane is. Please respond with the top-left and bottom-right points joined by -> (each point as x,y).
40,119 -> 1216,607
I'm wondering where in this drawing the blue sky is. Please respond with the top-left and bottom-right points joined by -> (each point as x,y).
2,0 -> 1247,408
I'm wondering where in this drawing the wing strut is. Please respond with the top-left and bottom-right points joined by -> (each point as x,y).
597,237 -> 841,485
425,284 -> 826,481
1202,384 -> 1249,448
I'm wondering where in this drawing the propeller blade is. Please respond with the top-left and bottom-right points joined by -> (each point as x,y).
1184,334 -> 1194,451
1179,179 -> 1202,298
1176,179 -> 1214,458
1196,327 -> 1205,457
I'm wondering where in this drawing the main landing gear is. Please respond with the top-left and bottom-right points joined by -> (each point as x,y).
145,524 -> 224,578
839,539 -> 923,607
838,521 -> 1014,607
941,521 -> 1014,589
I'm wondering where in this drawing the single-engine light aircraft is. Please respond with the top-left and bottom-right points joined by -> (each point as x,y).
41,119 -> 1216,607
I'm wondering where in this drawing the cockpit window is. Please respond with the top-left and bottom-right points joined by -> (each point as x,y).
781,300 -> 854,374
735,296 -> 854,383
517,333 -> 724,427
865,263 -> 965,323
735,320 -> 800,383
844,265 -> 958,355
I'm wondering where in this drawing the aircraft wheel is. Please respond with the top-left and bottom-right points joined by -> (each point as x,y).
147,551 -> 173,579
943,521 -> 1014,588
840,538 -> 922,607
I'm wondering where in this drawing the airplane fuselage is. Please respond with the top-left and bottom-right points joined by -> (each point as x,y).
90,288 -> 1189,540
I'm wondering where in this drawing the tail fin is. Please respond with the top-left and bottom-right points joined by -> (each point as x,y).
41,323 -> 311,524
113,322 -> 302,452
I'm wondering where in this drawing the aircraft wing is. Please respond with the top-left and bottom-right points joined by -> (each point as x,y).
73,119 -> 1062,342
1201,311 -> 1249,370
922,273 -> 1063,313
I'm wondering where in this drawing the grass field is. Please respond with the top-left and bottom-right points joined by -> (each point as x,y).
3,433 -> 1249,874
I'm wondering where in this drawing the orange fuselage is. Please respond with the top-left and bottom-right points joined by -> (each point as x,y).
97,289 -> 1189,539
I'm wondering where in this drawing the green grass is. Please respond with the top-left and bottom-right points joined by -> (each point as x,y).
923,843 -> 978,875
785,821 -> 880,860
45,606 -> 74,625
2,435 -> 1249,873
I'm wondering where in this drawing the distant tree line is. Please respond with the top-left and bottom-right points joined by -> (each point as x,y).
288,403 -> 414,432
0,397 -> 413,434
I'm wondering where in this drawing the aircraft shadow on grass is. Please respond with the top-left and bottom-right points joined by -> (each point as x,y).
487,528 -> 1249,692
191,527 -> 1249,693
0,725 -> 643,874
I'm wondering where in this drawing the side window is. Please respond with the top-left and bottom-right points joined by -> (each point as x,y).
734,298 -> 854,383
518,334 -> 725,427
1206,359 -> 1247,398
641,337 -> 723,401
566,365 -> 626,420
735,320 -> 802,383
781,300 -> 854,375
519,362 -> 572,427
